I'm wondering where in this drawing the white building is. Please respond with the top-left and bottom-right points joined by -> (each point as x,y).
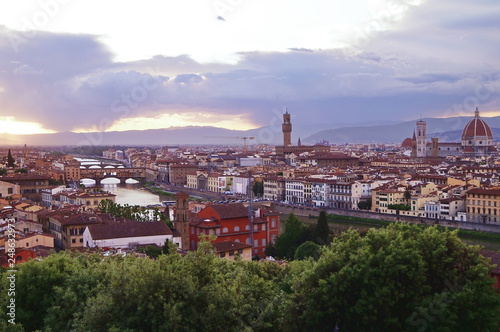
83,219 -> 177,249
285,179 -> 305,204
231,175 -> 251,195
351,181 -> 373,210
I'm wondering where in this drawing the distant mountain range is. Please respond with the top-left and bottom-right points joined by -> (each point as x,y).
2,115 -> 500,146
304,116 -> 500,144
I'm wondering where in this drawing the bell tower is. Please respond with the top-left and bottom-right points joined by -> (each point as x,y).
282,110 -> 292,146
415,119 -> 426,158
174,192 -> 190,250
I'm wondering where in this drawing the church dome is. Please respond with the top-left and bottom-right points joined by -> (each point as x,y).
462,107 -> 492,139
401,137 -> 413,148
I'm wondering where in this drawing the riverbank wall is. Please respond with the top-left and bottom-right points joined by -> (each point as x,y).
271,203 -> 500,234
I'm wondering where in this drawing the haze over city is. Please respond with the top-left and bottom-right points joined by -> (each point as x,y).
0,0 -> 499,141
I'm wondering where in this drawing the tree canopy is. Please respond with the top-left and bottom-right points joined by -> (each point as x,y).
273,213 -> 309,260
1,223 -> 498,332
282,223 -> 500,331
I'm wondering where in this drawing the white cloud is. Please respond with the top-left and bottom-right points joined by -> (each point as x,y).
0,0 -> 499,134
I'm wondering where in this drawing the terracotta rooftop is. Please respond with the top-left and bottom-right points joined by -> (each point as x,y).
87,220 -> 172,240
208,203 -> 248,219
213,241 -> 252,253
462,109 -> 493,138
467,188 -> 500,196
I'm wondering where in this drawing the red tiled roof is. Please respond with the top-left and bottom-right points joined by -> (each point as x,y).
467,188 -> 500,196
462,112 -> 492,138
208,203 -> 248,219
213,241 -> 252,253
87,220 -> 172,240
401,137 -> 414,148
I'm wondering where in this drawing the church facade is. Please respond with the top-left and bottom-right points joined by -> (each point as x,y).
405,107 -> 497,158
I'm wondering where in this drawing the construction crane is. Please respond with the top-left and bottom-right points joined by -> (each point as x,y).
204,136 -> 255,153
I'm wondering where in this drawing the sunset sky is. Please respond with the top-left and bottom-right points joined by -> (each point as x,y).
0,0 -> 499,135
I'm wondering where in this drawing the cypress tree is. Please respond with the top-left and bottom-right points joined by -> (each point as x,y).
312,210 -> 330,245
7,149 -> 15,168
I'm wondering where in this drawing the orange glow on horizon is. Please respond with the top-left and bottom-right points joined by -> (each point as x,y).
74,113 -> 259,133
0,117 -> 55,135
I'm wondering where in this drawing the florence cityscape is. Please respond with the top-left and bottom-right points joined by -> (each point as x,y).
1,1 -> 500,331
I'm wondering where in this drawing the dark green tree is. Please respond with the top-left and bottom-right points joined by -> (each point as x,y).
357,199 -> 372,210
282,223 -> 500,332
404,189 -> 412,200
142,245 -> 162,259
252,180 -> 264,197
7,149 -> 15,168
264,244 -> 279,257
274,213 -> 309,259
294,241 -> 321,260
311,211 -> 329,245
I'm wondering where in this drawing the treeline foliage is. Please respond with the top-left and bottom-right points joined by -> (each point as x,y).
266,212 -> 330,260
1,224 -> 499,332
97,199 -> 171,227
357,199 -> 372,210
388,203 -> 411,210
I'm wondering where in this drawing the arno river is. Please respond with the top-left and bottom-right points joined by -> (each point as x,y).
77,157 -> 162,206
82,179 -> 161,206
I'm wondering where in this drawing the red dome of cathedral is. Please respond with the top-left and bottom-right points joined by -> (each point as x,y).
401,137 -> 413,148
462,107 -> 492,139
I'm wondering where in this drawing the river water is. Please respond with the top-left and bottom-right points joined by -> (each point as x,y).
81,178 -> 161,206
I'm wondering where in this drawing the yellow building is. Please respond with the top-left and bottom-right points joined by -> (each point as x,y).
372,189 -> 406,213
15,233 -> 55,249
45,211 -> 103,249
466,188 -> 500,224
0,180 -> 20,198
75,191 -> 116,210
213,241 -> 253,261
64,164 -> 81,183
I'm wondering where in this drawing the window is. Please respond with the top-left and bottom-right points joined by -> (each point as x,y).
229,250 -> 234,256
234,226 -> 240,232
223,227 -> 228,233
220,252 -> 226,258
72,239 -> 76,243
7,188 -> 13,194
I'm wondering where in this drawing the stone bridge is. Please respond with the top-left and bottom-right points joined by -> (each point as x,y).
80,167 -> 158,184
